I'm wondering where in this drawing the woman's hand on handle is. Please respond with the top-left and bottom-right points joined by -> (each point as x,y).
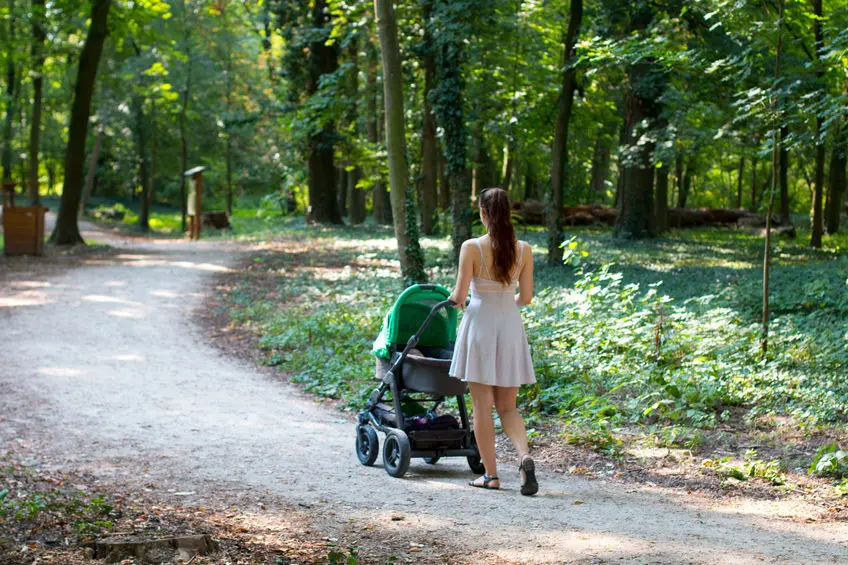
449,240 -> 475,310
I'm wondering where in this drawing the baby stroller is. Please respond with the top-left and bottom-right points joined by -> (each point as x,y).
356,284 -> 485,478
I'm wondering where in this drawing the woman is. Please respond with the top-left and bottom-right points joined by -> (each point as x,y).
448,187 -> 538,496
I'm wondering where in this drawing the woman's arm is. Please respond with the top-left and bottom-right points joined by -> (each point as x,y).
448,240 -> 475,309
516,242 -> 534,307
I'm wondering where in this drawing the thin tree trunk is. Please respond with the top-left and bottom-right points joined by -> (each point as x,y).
438,149 -> 450,211
654,165 -> 669,234
51,0 -> 112,245
811,0 -> 825,248
133,96 -> 150,232
375,0 -> 426,283
150,96 -> 157,209
779,126 -> 789,224
346,38 -> 366,225
306,0 -> 341,224
225,11 -> 234,217
736,157 -> 744,209
27,0 -> 46,203
589,126 -> 611,204
762,0 -> 783,357
178,0 -> 192,232
79,124 -> 103,215
548,0 -> 583,262
677,161 -> 692,208
1,0 -> 17,183
825,129 -> 847,234
419,1 -> 438,234
751,158 -> 758,210
336,166 -> 347,217
365,34 -> 388,225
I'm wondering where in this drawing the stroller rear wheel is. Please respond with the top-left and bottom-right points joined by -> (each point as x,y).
467,453 -> 486,475
382,430 -> 411,478
355,425 -> 379,466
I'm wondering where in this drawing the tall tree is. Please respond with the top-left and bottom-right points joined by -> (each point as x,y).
306,0 -> 341,224
27,0 -> 46,203
51,0 -> 113,245
419,0 -> 438,235
374,0 -> 426,284
547,0 -> 583,263
1,0 -> 17,184
810,0 -> 825,248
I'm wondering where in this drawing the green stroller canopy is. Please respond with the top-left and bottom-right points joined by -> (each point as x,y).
372,284 -> 458,359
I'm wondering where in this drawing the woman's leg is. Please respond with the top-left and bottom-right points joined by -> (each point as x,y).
468,382 -> 498,482
493,386 -> 530,459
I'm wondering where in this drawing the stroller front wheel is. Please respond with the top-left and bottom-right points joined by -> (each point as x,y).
467,453 -> 486,475
356,425 -> 379,466
382,430 -> 412,478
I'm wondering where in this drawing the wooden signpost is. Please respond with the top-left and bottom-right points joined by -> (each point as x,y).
184,166 -> 205,240
2,181 -> 47,256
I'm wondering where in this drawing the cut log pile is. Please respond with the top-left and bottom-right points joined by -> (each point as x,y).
511,200 -> 796,236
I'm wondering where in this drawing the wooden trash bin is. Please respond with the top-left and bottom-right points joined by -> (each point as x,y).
2,182 -> 47,256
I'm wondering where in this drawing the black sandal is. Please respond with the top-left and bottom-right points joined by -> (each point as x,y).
469,474 -> 500,490
519,457 -> 538,496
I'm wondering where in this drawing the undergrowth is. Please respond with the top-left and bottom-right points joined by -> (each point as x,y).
223,222 -> 848,440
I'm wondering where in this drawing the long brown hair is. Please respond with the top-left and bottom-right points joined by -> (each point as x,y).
479,188 -> 517,284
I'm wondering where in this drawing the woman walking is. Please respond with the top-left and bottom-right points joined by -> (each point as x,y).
448,187 -> 538,495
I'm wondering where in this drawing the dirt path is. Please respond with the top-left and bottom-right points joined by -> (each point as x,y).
1,220 -> 847,564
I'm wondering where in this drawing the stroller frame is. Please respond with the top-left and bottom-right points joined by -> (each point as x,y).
356,284 -> 484,478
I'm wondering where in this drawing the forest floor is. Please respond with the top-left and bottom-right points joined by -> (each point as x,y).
1,215 -> 847,564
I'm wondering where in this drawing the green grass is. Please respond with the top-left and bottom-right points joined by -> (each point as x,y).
222,217 -> 848,435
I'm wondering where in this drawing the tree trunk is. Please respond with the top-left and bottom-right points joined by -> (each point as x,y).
225,14 -> 234,217
375,0 -> 426,284
825,131 -> 846,234
133,96 -> 150,232
178,0 -> 192,232
418,1 -> 438,235
345,38 -> 366,225
810,0 -> 825,248
547,0 -> 583,262
654,165 -> 669,234
336,166 -> 347,217
779,126 -> 789,224
27,0 -> 46,203
51,0 -> 112,245
762,0 -> 783,357
438,149 -> 450,211
365,35 -> 388,225
432,1 -> 470,262
501,142 -> 514,193
1,0 -> 17,183
589,126 -> 611,204
736,157 -> 744,209
79,124 -> 103,215
306,0 -> 341,224
751,158 -> 758,210
677,161 -> 692,209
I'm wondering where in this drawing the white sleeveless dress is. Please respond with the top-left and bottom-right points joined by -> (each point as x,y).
448,238 -> 536,387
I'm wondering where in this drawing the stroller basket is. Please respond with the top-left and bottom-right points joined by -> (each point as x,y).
401,353 -> 466,396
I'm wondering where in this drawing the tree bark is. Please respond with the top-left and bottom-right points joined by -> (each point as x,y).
79,124 -> 103,215
762,0 -> 783,357
418,1 -> 438,235
178,0 -> 192,232
375,0 -> 426,283
825,130 -> 846,234
133,96 -> 150,232
306,0 -> 341,224
810,0 -> 825,248
365,34 -> 389,225
27,0 -> 46,203
1,0 -> 17,184
345,38 -> 366,225
51,0 -> 112,245
779,126 -> 789,224
437,149 -> 450,211
589,126 -> 611,204
751,158 -> 758,210
736,157 -> 744,209
432,1 -> 470,263
654,165 -> 669,234
547,0 -> 583,262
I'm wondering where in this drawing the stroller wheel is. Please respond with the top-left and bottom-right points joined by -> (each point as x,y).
467,454 -> 486,475
382,430 -> 411,478
424,456 -> 440,465
355,425 -> 379,466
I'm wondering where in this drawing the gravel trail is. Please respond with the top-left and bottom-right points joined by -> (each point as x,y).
1,219 -> 846,564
